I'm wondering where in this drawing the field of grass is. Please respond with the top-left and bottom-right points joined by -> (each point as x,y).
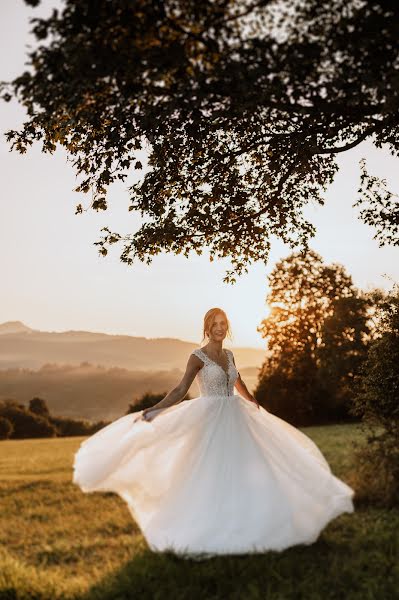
1,423 -> 398,600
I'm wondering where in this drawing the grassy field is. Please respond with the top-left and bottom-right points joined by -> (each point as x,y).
0,423 -> 398,600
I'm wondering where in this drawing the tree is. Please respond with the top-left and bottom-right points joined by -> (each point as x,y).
351,286 -> 399,506
316,294 -> 372,420
2,1 -> 399,281
126,390 -> 191,414
0,417 -> 14,440
0,400 -> 57,439
50,415 -> 110,436
0,398 -> 109,439
126,392 -> 167,414
254,250 -> 371,425
29,396 -> 50,417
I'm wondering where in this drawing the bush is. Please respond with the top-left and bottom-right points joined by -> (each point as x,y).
350,287 -> 399,506
0,399 -> 109,439
50,416 -> 110,436
29,397 -> 50,417
126,392 -> 166,414
125,391 -> 191,415
0,416 -> 13,440
0,400 -> 57,439
87,419 -> 110,434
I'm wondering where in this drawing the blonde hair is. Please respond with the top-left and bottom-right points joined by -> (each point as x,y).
202,307 -> 232,342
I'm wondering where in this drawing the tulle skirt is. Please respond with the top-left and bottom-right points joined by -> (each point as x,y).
73,394 -> 354,558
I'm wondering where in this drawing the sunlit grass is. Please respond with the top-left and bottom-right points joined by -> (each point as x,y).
0,424 -> 398,600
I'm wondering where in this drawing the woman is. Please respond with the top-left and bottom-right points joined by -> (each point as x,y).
73,307 -> 354,558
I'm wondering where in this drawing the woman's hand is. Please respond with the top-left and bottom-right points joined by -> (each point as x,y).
141,408 -> 158,422
133,409 -> 154,423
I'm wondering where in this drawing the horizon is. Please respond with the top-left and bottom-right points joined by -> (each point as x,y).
0,319 -> 265,350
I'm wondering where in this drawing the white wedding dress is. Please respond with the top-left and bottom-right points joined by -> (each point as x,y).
73,348 -> 354,558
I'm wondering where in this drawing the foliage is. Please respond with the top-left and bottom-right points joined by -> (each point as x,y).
2,1 -> 399,280
0,399 -> 108,439
50,415 -> 110,436
255,250 -> 372,425
0,400 -> 57,439
126,392 -> 166,414
354,159 -> 399,248
29,396 -> 50,417
351,286 -> 399,506
126,390 -> 191,414
316,294 -> 374,420
0,416 -> 13,440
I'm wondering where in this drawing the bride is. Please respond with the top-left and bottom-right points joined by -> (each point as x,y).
73,307 -> 354,558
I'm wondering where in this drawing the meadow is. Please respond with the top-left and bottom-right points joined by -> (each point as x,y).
0,424 -> 398,600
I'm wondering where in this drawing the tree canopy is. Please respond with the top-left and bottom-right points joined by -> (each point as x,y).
29,396 -> 50,417
2,0 -> 399,280
255,250 -> 372,424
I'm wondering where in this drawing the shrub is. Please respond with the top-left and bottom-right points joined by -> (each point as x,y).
0,401 -> 57,439
125,391 -> 191,415
350,287 -> 399,506
50,416 -> 110,436
29,397 -> 50,417
0,416 -> 14,440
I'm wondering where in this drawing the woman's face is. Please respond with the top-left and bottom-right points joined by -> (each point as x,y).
208,313 -> 228,342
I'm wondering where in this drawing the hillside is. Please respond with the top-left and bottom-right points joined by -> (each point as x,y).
0,321 -> 265,370
0,322 -> 263,420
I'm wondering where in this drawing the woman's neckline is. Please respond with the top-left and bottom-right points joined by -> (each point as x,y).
198,347 -> 229,376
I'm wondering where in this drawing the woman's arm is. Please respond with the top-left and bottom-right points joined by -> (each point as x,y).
140,354 -> 203,421
231,354 -> 260,409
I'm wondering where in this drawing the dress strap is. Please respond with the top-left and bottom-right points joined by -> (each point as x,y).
226,349 -> 239,376
192,348 -> 209,364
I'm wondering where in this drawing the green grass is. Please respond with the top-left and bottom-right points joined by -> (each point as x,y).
0,424 -> 398,600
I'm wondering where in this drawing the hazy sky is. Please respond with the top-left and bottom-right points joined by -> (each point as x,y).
1,1 -> 398,349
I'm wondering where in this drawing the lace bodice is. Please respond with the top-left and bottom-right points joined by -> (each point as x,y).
192,348 -> 239,397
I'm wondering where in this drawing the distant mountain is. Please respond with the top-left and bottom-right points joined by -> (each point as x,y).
0,321 -> 265,371
0,321 -> 33,335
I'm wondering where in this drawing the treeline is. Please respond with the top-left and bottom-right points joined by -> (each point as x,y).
0,364 -> 190,421
0,397 -> 109,440
254,251 -> 399,506
0,391 -> 193,440
254,251 -> 381,426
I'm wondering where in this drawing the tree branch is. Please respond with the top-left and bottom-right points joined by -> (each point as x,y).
311,124 -> 381,155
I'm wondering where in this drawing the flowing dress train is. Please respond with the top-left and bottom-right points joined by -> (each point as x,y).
73,348 -> 354,557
